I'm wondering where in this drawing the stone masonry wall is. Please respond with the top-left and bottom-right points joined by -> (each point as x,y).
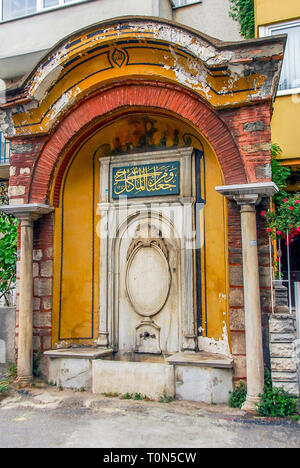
228,197 -> 273,384
16,213 -> 53,354
269,314 -> 299,396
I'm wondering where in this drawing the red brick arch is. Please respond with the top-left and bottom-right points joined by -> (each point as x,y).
28,81 -> 248,205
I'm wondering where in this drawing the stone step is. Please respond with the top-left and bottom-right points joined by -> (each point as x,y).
92,360 -> 175,400
45,348 -> 234,403
44,348 -> 113,389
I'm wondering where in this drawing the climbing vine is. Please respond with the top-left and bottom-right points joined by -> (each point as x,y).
261,144 -> 300,243
229,0 -> 255,39
0,182 -> 17,305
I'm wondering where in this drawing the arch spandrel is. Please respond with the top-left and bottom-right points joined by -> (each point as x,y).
2,17 -> 285,137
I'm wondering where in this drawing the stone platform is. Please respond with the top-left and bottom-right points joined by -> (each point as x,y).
44,348 -> 233,403
44,348 -> 113,389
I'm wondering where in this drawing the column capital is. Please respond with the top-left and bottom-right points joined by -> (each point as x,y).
215,182 -> 278,206
0,203 -> 54,221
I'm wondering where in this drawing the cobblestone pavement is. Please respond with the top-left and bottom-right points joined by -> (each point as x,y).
0,386 -> 299,448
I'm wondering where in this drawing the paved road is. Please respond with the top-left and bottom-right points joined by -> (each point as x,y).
0,387 -> 299,448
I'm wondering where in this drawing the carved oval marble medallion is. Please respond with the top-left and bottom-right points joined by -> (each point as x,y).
126,246 -> 171,317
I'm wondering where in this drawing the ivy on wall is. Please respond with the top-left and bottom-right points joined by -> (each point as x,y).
229,0 -> 255,39
0,183 -> 17,305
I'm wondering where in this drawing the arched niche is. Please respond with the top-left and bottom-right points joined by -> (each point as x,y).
50,112 -> 229,354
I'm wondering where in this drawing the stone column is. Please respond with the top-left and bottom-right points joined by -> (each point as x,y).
239,198 -> 265,412
0,204 -> 53,385
18,214 -> 34,385
216,183 -> 278,413
97,157 -> 111,347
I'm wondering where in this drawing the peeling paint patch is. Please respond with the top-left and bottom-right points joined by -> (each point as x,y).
46,86 -> 81,124
198,322 -> 231,356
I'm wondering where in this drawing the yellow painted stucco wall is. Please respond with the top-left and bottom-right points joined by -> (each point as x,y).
255,0 -> 300,30
50,113 -> 229,350
272,95 -> 300,160
255,0 -> 300,163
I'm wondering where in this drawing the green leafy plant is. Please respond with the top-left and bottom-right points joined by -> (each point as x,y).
261,144 -> 300,244
0,382 -> 10,395
257,373 -> 298,418
228,380 -> 247,408
8,362 -> 17,380
101,391 -> 119,397
32,349 -> 42,377
158,390 -> 173,404
0,182 -> 17,305
229,0 -> 255,39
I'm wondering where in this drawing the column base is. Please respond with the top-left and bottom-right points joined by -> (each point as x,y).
241,395 -> 261,414
97,332 -> 109,347
17,375 -> 33,387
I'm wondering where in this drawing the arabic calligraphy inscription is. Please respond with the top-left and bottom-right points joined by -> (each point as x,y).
112,161 -> 180,198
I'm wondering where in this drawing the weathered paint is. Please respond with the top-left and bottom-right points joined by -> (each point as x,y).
1,18 -> 284,137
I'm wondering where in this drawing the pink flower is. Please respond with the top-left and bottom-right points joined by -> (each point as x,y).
289,206 -> 294,210
276,230 -> 282,235
267,228 -> 271,233
297,227 -> 300,232
295,200 -> 299,204
282,198 -> 287,202
261,211 -> 266,216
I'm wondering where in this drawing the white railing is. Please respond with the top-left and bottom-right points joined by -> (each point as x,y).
295,282 -> 300,390
0,131 -> 10,165
269,231 -> 299,315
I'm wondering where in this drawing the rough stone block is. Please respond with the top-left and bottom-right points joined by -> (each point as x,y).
270,342 -> 296,358
42,297 -> 52,311
9,198 -> 24,205
233,355 -> 246,379
48,358 -> 92,389
41,260 -> 53,278
9,166 -> 16,176
20,167 -> 31,175
34,278 -> 52,297
11,143 -> 33,154
174,365 -> 233,404
229,288 -> 244,307
92,360 -> 175,399
242,142 -> 271,153
0,307 -> 16,376
271,358 -> 297,372
229,266 -> 244,286
231,331 -> 246,355
33,312 -> 51,328
33,249 -> 43,261
8,186 -> 25,197
255,164 -> 271,180
272,371 -> 298,382
270,333 -> 295,343
272,381 -> 299,396
243,121 -> 267,132
33,262 -> 39,278
269,316 -> 295,334
45,248 -> 53,259
230,308 -> 245,331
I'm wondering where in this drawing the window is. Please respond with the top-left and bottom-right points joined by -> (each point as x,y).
172,0 -> 201,7
2,0 -> 37,21
0,0 -> 84,22
259,20 -> 300,95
